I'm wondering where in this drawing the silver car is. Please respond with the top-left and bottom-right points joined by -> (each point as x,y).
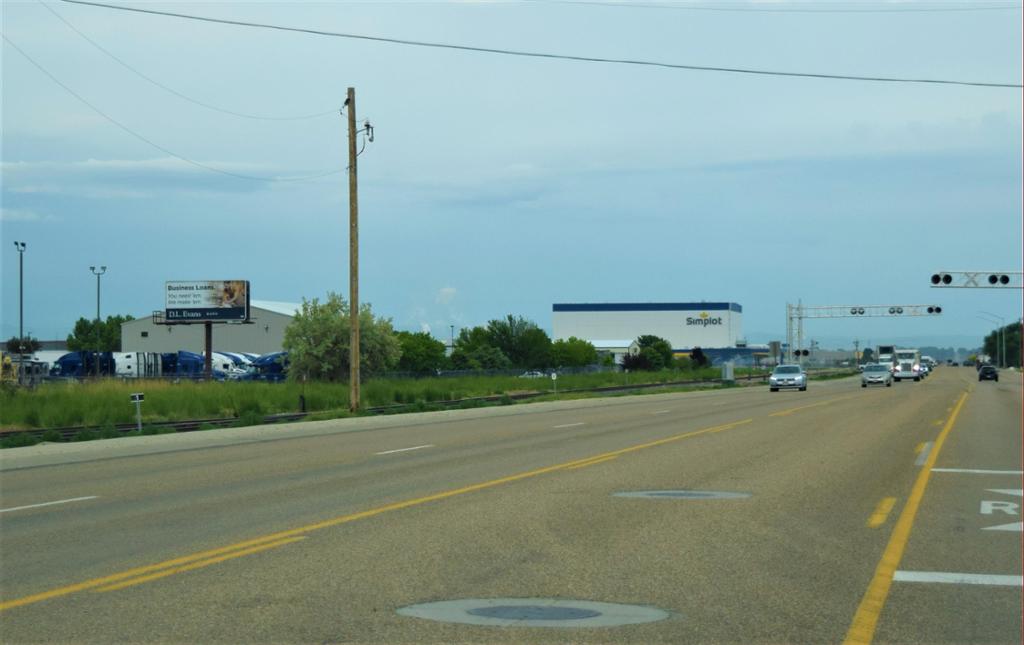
769,364 -> 807,392
861,363 -> 893,387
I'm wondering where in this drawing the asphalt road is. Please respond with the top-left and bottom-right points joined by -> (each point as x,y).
0,367 -> 1020,644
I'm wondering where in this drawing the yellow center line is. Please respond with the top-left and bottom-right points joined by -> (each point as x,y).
96,537 -> 306,593
867,498 -> 897,528
769,395 -> 854,417
913,443 -> 925,455
0,417 -> 753,612
842,390 -> 969,645
567,455 -> 619,470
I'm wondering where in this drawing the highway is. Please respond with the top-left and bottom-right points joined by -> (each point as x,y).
0,367 -> 1020,644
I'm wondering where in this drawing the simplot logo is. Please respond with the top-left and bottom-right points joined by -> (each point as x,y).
686,311 -> 723,327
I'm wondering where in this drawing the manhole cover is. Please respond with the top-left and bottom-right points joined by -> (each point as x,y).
397,598 -> 670,627
468,605 -> 601,620
614,490 -> 751,500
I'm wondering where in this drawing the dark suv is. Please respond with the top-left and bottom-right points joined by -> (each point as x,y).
978,365 -> 999,382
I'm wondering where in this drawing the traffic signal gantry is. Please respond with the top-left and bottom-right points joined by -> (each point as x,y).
930,271 -> 1022,289
785,302 -> 943,363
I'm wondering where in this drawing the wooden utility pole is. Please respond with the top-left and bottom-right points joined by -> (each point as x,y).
347,87 -> 360,412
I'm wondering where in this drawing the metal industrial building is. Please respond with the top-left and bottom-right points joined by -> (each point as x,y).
121,301 -> 298,355
553,302 -> 762,365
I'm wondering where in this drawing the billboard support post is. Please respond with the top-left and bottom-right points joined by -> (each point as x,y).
204,321 -> 213,380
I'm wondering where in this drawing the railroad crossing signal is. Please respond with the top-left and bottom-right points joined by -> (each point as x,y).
930,271 -> 1023,289
799,304 -> 944,319
786,302 -> 943,363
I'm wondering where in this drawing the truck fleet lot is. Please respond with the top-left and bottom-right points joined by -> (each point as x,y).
0,368 -> 1020,644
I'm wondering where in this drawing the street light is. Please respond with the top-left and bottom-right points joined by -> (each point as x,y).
90,266 -> 107,377
978,311 -> 1006,368
449,325 -> 455,357
974,313 -> 1007,368
13,242 -> 26,385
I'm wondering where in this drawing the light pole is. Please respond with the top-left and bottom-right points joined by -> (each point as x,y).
90,266 -> 106,377
979,311 -> 1006,368
13,242 -> 26,384
449,325 -> 455,357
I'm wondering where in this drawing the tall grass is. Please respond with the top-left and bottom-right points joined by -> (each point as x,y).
0,367 -> 727,431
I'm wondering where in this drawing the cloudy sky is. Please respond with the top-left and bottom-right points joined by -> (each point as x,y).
2,0 -> 1021,349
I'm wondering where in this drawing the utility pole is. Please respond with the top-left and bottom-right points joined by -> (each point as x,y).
347,87 -> 360,412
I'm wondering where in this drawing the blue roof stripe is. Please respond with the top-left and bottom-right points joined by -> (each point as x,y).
553,302 -> 742,313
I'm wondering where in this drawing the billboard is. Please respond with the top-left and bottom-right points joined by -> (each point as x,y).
165,280 -> 250,322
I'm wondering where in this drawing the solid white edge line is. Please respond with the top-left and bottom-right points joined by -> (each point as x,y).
552,422 -> 585,429
374,444 -> 434,455
651,410 -> 670,415
0,496 -> 99,514
931,468 -> 1024,475
894,571 -> 1023,587
914,442 -> 934,466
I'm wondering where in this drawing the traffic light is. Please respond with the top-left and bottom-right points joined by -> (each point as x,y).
849,307 -> 866,315
988,274 -> 1010,286
926,306 -> 942,314
931,273 -> 953,286
888,307 -> 904,314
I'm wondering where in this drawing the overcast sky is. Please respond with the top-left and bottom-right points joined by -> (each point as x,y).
2,0 -> 1021,349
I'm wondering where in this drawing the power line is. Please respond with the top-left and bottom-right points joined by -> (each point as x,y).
58,0 -> 1023,89
524,0 -> 1022,14
39,1 -> 339,121
2,34 -> 343,183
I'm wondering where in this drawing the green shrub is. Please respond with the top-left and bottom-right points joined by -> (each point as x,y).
99,425 -> 120,439
41,429 -> 62,443
1,432 -> 39,449
72,429 -> 97,442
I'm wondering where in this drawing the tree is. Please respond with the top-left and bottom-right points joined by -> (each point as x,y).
66,314 -> 134,351
984,322 -> 1021,368
690,346 -> 709,368
485,315 -> 551,368
396,331 -> 447,373
635,335 -> 673,369
5,336 -> 41,355
550,337 -> 598,368
282,292 -> 400,381
861,347 -> 875,364
621,335 -> 673,371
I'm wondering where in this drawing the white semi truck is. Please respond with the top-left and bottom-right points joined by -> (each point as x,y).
893,348 -> 922,382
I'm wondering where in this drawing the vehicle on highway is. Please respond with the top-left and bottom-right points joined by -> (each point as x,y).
769,364 -> 807,392
893,348 -> 922,382
861,363 -> 893,388
978,365 -> 999,382
518,370 -> 545,378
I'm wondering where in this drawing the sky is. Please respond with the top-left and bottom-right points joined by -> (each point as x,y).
2,0 -> 1022,350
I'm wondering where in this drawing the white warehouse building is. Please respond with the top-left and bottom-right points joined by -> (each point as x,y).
552,302 -> 745,360
121,301 -> 299,355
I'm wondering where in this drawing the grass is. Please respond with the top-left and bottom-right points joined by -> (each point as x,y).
0,366 -> 758,434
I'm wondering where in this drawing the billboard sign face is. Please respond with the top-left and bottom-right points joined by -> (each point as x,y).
165,280 -> 250,322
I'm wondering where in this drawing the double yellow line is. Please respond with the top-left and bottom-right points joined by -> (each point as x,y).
1,417 -> 752,612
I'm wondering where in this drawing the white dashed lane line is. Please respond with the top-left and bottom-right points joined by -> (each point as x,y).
0,496 -> 99,514
552,423 -> 585,429
375,444 -> 435,456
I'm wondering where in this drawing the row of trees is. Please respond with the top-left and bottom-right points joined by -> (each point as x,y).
983,321 -> 1022,368
4,315 -> 134,356
283,298 -> 603,380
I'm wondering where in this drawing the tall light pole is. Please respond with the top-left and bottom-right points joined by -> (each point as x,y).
979,311 -> 1005,367
450,325 -> 455,357
13,242 -> 26,384
90,266 -> 106,377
